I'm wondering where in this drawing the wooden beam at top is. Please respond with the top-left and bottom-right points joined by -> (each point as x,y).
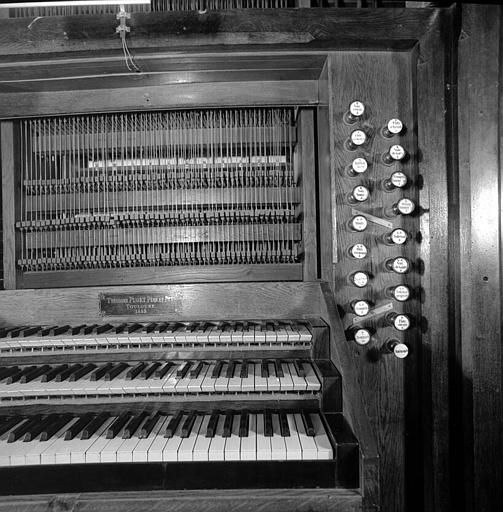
0,8 -> 437,59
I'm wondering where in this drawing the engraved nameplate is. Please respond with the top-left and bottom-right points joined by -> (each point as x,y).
100,293 -> 182,316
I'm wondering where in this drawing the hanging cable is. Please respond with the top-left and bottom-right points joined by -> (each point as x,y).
116,4 -> 142,73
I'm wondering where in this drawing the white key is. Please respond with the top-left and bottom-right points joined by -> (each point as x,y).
201,363 -> 217,392
163,414 -> 185,461
227,363 -> 242,392
147,365 -> 175,393
254,325 -> 266,344
173,326 -> 189,344
207,325 -> 222,344
161,365 -> 180,394
293,413 -> 318,460
192,415 -> 211,461
311,414 -> 333,460
107,367 -> 131,394
70,417 -> 114,463
208,414 -> 226,461
270,414 -> 287,460
178,414 -> 203,461
288,363 -> 307,391
214,363 -> 229,392
274,324 -> 289,343
224,415 -> 240,461
133,415 -> 166,462
284,414 -> 302,460
279,362 -> 295,391
100,424 -> 131,463
264,324 -> 277,343
85,416 -> 119,463
253,363 -> 268,392
40,417 -> 80,465
146,416 -> 171,461
174,363 -> 193,393
196,324 -> 212,344
230,323 -> 243,344
240,362 -> 255,392
304,363 -> 321,391
220,325 -> 232,344
295,324 -> 312,342
256,413 -> 271,460
26,418 -> 78,466
0,419 -> 25,466
240,414 -> 256,461
267,362 -> 281,392
284,324 -> 300,343
116,416 -> 149,462
187,363 -> 208,393
241,325 -> 255,344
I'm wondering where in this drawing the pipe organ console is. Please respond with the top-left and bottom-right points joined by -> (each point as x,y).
0,4 -> 456,512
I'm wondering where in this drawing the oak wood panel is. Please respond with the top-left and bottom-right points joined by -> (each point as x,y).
298,109 -> 317,280
458,5 -> 503,512
0,489 -> 363,512
0,282 -> 324,326
0,121 -> 19,289
19,264 -> 302,289
0,80 -> 319,119
319,283 -> 379,511
416,8 -> 455,512
329,50 -> 421,512
0,8 -> 438,57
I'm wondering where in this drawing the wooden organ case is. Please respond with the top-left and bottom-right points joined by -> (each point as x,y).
0,6 -> 456,512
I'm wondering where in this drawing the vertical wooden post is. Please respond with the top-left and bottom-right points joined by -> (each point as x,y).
1,121 -> 20,289
297,109 -> 317,281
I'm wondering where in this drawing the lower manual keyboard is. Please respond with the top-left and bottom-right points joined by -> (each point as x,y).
0,360 -> 321,401
0,410 -> 333,466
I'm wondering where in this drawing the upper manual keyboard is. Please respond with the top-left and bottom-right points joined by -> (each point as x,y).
0,321 -> 313,355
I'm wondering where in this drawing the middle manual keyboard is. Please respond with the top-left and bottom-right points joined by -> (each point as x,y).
0,360 -> 321,401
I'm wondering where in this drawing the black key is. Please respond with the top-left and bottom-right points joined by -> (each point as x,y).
6,327 -> 27,338
20,364 -> 51,383
90,362 -> 114,381
41,414 -> 73,441
125,323 -> 142,334
40,326 -> 58,336
180,411 -> 197,438
105,362 -> 129,381
155,362 -> 173,378
176,361 -> 191,378
20,326 -> 41,337
240,361 -> 248,378
71,325 -> 86,335
226,361 -> 236,379
123,412 -> 148,439
42,364 -> 69,382
56,364 -> 83,382
211,361 -> 223,379
0,366 -> 20,381
301,411 -> 315,436
261,361 -> 269,378
69,363 -> 96,382
106,412 -> 132,439
189,362 -> 203,378
6,365 -> 36,384
239,412 -> 249,437
139,413 -> 162,438
278,412 -> 290,437
8,415 -> 42,442
141,362 -> 161,379
53,325 -> 71,336
275,361 -> 284,378
23,414 -> 58,442
0,416 -> 25,437
95,324 -> 113,335
222,412 -> 233,438
64,413 -> 94,440
81,412 -> 109,440
114,324 -> 127,334
294,360 -> 306,378
141,323 -> 156,334
206,412 -> 219,438
153,323 -> 168,334
126,362 -> 146,380
83,324 -> 98,335
164,411 -> 183,438
264,411 -> 273,437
